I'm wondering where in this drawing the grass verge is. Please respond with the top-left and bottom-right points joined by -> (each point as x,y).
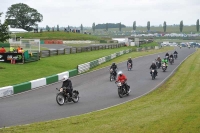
0,48 -> 199,133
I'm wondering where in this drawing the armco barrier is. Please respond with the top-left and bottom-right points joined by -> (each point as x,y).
0,86 -> 13,97
78,62 -> 90,74
46,75 -> 59,85
30,78 -> 46,89
69,69 -> 78,77
98,57 -> 106,64
13,82 -> 31,94
77,49 -> 133,74
90,60 -> 99,68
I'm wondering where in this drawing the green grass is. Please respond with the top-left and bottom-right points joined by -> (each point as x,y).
1,47 -> 199,133
15,31 -> 101,40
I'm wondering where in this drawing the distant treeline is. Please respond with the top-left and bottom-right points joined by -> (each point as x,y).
95,23 -> 126,29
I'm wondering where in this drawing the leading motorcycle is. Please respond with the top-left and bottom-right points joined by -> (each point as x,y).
116,81 -> 130,98
56,87 -> 79,106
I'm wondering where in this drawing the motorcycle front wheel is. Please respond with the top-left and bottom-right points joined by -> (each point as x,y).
56,93 -> 65,106
118,88 -> 123,98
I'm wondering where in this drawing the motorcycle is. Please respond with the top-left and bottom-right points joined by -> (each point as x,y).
169,57 -> 174,65
116,81 -> 130,98
150,69 -> 156,80
155,59 -> 161,69
165,56 -> 169,61
110,68 -> 116,81
127,62 -> 132,71
56,87 -> 79,106
162,63 -> 167,72
174,54 -> 178,59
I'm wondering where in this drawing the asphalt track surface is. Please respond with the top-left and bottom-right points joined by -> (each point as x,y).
0,47 -> 195,128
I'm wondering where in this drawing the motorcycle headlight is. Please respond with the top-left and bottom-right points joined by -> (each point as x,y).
117,82 -> 122,86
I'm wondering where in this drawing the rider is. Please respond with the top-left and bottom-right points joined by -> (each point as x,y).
116,71 -> 130,93
127,57 -> 133,68
149,61 -> 158,76
174,50 -> 178,58
162,57 -> 168,68
165,52 -> 169,61
110,62 -> 117,77
169,53 -> 174,63
61,75 -> 73,98
156,55 -> 162,68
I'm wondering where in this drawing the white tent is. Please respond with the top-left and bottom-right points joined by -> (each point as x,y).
8,25 -> 28,33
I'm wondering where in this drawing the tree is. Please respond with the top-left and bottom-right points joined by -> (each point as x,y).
46,25 -> 50,31
106,23 -> 108,31
57,25 -> 59,31
133,21 -> 136,31
180,20 -> 183,32
119,22 -> 121,32
68,25 -> 70,31
80,24 -> 83,33
196,19 -> 199,32
163,21 -> 166,32
92,22 -> 95,32
6,3 -> 43,31
0,12 -> 10,42
147,21 -> 150,31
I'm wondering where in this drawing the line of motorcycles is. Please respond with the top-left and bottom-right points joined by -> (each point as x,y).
151,53 -> 178,80
56,54 -> 178,105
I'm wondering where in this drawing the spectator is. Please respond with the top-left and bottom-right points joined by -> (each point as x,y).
0,47 -> 6,53
10,46 -> 14,52
18,48 -> 24,53
17,46 -> 21,53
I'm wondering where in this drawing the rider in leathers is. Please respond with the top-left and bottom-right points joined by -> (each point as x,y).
110,62 -> 117,77
116,71 -> 130,93
150,61 -> 158,76
61,75 -> 73,98
169,53 -> 174,63
127,57 -> 133,69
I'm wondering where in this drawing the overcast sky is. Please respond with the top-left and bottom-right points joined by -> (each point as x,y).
0,0 -> 200,27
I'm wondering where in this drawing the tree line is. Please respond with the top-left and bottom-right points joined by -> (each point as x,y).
0,2 -> 200,43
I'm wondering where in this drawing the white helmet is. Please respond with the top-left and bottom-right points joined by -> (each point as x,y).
63,75 -> 69,81
158,55 -> 160,57
118,71 -> 123,75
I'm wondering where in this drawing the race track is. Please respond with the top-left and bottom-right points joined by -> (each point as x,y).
0,47 -> 195,128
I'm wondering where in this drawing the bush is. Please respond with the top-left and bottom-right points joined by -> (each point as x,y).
100,40 -> 107,43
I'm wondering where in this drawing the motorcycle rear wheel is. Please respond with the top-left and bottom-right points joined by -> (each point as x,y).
72,91 -> 79,103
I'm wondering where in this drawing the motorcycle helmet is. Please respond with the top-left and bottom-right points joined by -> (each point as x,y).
63,75 -> 69,81
158,55 -> 160,57
118,71 -> 123,75
152,61 -> 155,64
112,62 -> 115,65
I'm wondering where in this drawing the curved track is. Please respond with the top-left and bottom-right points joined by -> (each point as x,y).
0,48 -> 195,127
